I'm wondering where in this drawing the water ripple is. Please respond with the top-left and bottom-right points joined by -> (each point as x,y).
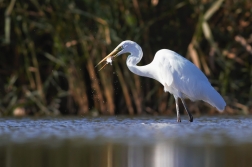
0,116 -> 251,145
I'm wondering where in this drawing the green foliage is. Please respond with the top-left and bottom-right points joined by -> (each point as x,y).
0,0 -> 251,116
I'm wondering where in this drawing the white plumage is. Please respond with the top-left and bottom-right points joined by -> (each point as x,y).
96,40 -> 226,122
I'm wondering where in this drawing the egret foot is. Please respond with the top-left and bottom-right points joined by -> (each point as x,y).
181,98 -> 193,123
175,97 -> 181,123
189,115 -> 193,122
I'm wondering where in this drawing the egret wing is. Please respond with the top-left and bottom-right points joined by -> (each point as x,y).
168,52 -> 226,110
155,52 -> 174,87
170,53 -> 209,99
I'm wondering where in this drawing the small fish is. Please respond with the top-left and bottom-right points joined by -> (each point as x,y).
98,57 -> 113,71
106,57 -> 113,65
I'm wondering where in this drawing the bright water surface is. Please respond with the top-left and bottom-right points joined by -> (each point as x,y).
0,115 -> 252,167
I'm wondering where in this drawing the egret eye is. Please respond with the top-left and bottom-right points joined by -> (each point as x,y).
118,46 -> 123,50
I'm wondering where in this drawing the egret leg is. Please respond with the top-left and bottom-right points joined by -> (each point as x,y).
175,98 -> 181,122
180,98 -> 193,122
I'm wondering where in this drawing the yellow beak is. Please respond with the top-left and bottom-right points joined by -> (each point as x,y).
95,48 -> 120,71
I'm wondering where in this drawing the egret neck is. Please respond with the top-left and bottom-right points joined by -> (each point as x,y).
125,44 -> 157,81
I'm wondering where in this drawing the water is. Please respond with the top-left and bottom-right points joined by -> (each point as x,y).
0,115 -> 252,167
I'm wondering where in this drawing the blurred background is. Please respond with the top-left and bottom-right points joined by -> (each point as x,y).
0,0 -> 251,117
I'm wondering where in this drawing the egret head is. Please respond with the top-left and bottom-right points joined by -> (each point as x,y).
96,40 -> 138,70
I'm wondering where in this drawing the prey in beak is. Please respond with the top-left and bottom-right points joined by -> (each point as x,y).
95,46 -> 123,71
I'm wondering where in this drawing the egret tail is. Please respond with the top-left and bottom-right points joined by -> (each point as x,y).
202,85 -> 226,111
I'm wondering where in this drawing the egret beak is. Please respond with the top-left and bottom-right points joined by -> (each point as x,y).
95,47 -> 121,71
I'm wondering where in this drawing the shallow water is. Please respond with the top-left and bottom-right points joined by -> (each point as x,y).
0,115 -> 252,167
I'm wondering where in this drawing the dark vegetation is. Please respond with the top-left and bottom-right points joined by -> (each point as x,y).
0,0 -> 251,116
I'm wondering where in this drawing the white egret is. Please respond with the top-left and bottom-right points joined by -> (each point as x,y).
96,40 -> 226,122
